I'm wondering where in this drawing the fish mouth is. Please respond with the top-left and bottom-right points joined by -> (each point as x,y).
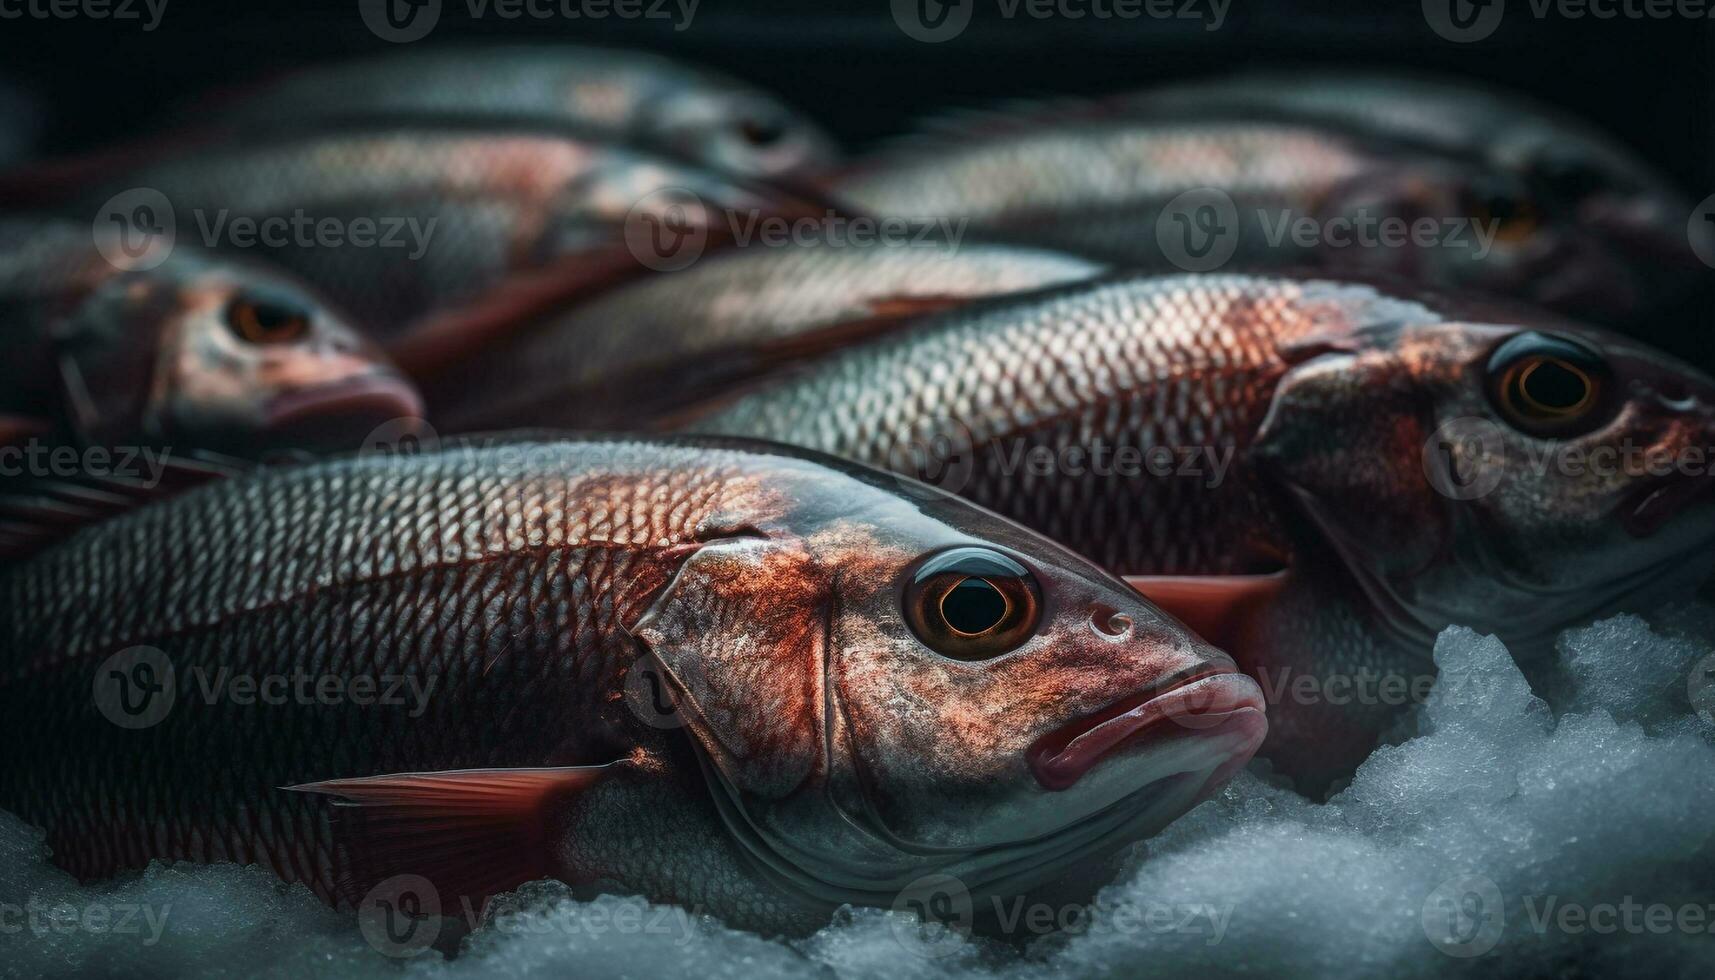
1622,467 -> 1715,538
262,373 -> 426,450
1026,668 -> 1267,792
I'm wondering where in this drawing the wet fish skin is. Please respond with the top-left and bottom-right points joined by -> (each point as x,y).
0,436 -> 1262,932
190,46 -> 840,182
0,219 -> 420,456
834,82 -> 1702,325
687,273 -> 1715,786
42,129 -> 826,369
429,239 -> 1105,431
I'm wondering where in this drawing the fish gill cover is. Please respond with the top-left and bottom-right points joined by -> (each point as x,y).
4,607 -> 1711,979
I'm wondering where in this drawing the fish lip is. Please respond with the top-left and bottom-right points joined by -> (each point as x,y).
1026,667 -> 1267,793
262,372 -> 426,445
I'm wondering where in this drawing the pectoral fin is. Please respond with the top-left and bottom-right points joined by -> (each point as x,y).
286,764 -> 621,906
1123,571 -> 1289,651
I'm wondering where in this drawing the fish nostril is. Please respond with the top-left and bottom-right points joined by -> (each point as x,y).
1090,605 -> 1133,640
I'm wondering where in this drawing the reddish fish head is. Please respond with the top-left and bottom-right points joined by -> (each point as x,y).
1255,313 -> 1715,651
630,452 -> 1264,911
58,250 -> 423,456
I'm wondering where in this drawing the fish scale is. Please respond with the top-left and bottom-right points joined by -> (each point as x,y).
0,442 -> 749,899
694,274 -> 1415,576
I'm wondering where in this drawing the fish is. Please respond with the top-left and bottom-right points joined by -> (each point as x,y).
426,238 -> 1105,431
831,77 -> 1704,329
0,435 -> 1266,936
185,45 -> 840,183
0,219 -> 421,456
683,273 -> 1715,789
10,129 -> 827,377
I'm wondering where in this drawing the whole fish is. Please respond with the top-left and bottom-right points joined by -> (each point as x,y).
15,129 -> 825,376
832,80 -> 1702,327
189,46 -> 840,183
0,220 -> 421,456
685,274 -> 1715,788
0,436 -> 1265,935
429,239 -> 1104,431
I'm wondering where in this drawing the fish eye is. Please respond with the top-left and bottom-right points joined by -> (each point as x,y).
738,117 -> 786,148
903,547 -> 1042,662
1487,332 -> 1613,436
1465,177 -> 1540,245
225,295 -> 313,345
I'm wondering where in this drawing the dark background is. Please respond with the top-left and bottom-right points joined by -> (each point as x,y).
1,0 -> 1711,357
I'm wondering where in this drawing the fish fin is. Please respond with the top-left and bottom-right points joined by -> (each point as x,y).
1123,572 -> 1289,651
0,447 -> 253,563
286,765 -> 620,908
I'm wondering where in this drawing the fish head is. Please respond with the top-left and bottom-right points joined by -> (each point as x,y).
645,86 -> 839,182
1255,315 -> 1715,650
59,253 -> 423,455
1308,148 -> 1701,322
631,452 -> 1265,911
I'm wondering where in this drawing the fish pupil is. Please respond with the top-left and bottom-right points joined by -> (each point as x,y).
941,577 -> 1008,635
1520,359 -> 1589,412
740,118 -> 785,147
